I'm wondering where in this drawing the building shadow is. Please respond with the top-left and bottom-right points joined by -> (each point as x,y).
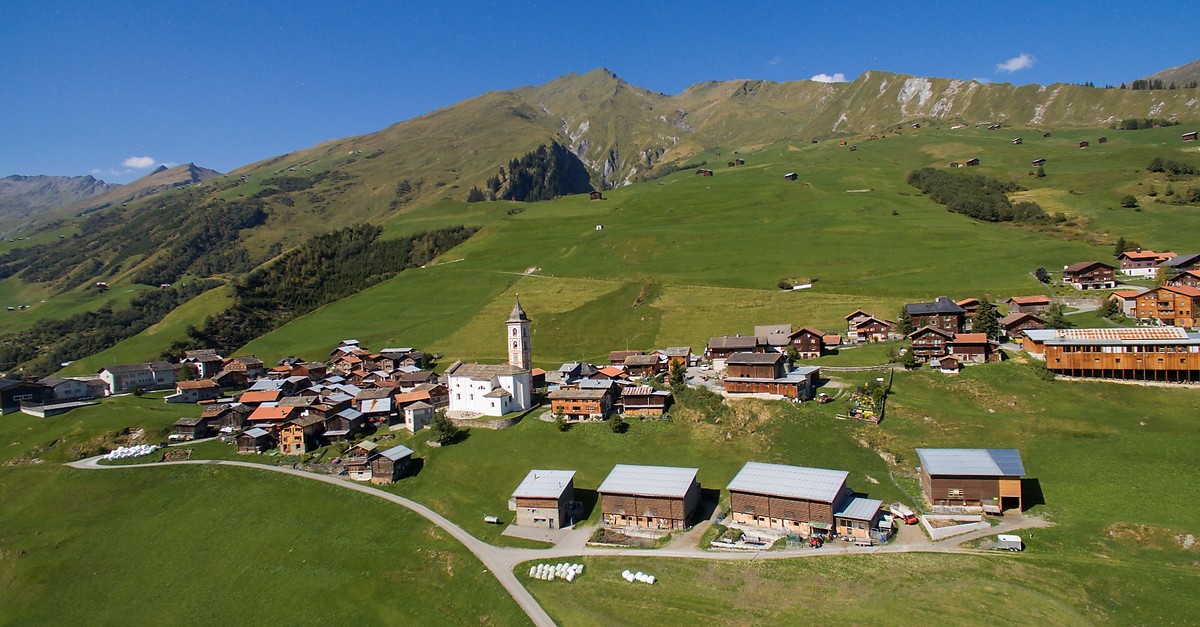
693,488 -> 723,525
1021,477 -> 1045,511
402,457 -> 425,479
573,488 -> 599,523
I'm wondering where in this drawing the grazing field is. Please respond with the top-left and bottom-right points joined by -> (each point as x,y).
0,465 -> 526,625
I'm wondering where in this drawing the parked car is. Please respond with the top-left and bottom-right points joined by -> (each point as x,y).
889,503 -> 918,525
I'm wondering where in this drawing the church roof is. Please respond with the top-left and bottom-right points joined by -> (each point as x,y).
508,297 -> 530,323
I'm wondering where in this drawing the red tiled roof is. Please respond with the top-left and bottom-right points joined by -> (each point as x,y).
248,405 -> 295,422
1160,285 -> 1200,298
1007,295 -> 1051,305
177,380 -> 218,390
951,333 -> 990,343
1109,290 -> 1140,300
239,390 -> 282,404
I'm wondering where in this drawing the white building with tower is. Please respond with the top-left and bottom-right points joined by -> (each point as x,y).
446,297 -> 533,417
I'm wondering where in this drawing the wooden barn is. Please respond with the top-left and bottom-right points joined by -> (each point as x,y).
723,353 -> 819,399
917,448 -> 1025,514
369,444 -> 413,485
726,462 -> 851,536
598,464 -> 700,530
619,386 -> 672,417
236,427 -> 273,454
511,469 -> 576,529
345,441 -> 379,481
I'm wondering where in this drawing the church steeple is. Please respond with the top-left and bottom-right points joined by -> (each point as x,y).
507,296 -> 531,370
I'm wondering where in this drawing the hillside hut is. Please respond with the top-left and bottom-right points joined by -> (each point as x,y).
1078,141 -> 1089,148
589,191 -> 603,200
965,157 -> 980,166
1011,137 -> 1023,144
1183,131 -> 1198,142
783,172 -> 797,181
1031,158 -> 1047,167
1098,137 -> 1107,144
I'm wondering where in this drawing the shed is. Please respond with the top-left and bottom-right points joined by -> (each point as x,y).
598,464 -> 700,530
236,427 -> 272,454
835,497 -> 883,540
369,444 -> 413,484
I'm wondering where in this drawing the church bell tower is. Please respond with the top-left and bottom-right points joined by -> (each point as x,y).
507,297 -> 531,370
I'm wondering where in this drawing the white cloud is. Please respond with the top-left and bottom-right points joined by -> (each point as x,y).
996,53 -> 1036,73
767,56 -> 782,66
810,72 -> 847,83
122,155 -> 157,169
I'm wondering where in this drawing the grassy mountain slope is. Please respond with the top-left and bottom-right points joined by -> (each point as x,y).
1144,58 -> 1200,87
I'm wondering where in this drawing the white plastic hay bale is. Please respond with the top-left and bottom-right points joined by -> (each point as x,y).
646,575 -> 656,584
565,571 -> 575,582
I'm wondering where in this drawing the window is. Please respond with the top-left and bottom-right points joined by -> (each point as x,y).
948,488 -> 964,498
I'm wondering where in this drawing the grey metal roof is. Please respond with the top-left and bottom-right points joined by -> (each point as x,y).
917,448 -> 1025,477
547,388 -> 608,400
836,497 -> 883,521
727,461 -> 848,503
905,296 -> 967,316
379,444 -> 413,461
508,297 -> 530,323
243,427 -> 270,438
512,469 -> 576,499
726,352 -> 783,366
597,464 -> 698,498
708,336 -> 758,350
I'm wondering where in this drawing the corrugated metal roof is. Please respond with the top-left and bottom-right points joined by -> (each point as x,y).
1025,326 -> 1198,346
243,427 -> 269,438
836,497 -> 882,521
512,469 -> 575,499
597,464 -> 698,498
726,461 -> 848,502
917,448 -> 1025,476
379,444 -> 413,461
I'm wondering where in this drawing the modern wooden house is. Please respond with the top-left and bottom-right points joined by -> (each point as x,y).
917,448 -> 1025,514
236,427 -> 273,454
548,388 -> 613,421
659,346 -> 693,368
726,462 -> 851,536
1004,295 -> 1052,314
511,469 -> 576,529
724,353 -> 819,399
907,326 -> 954,361
369,444 -> 413,485
1062,261 -> 1116,290
905,296 -> 968,333
1168,270 -> 1200,289
620,386 -> 672,417
1022,327 -> 1200,381
1134,285 -> 1200,328
598,464 -> 700,530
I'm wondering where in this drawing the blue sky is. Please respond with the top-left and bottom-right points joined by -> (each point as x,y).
2,0 -> 1195,182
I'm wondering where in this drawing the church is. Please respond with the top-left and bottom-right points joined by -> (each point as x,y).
445,298 -> 534,417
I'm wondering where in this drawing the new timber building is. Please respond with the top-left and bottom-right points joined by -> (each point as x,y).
598,464 -> 700,530
726,462 -> 852,536
1022,327 -> 1200,382
917,448 -> 1024,514
510,469 -> 576,529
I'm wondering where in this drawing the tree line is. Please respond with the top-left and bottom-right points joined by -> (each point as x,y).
906,168 -> 1049,223
168,224 -> 476,357
0,280 -> 222,376
1112,118 -> 1181,130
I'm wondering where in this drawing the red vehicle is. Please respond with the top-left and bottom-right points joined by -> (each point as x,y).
888,503 -> 918,525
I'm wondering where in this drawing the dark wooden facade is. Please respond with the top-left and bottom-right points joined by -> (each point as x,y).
600,486 -> 699,531
908,326 -> 953,361
1063,261 -> 1116,290
920,469 -> 1022,511
728,491 -> 839,534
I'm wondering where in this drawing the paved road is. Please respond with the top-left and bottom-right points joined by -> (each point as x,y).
69,457 -> 1054,625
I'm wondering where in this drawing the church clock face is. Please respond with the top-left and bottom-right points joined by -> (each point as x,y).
512,340 -> 519,348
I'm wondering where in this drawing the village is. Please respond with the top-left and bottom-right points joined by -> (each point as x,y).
0,245 -> 1195,561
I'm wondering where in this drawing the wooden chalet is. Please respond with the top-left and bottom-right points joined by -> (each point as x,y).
236,427 -> 273,454
345,441 -> 379,481
246,404 -> 297,431
1005,295 -> 1052,314
548,387 -> 613,421
511,469 -> 576,529
623,354 -> 662,377
850,315 -> 895,343
172,416 -> 214,440
608,350 -> 644,365
620,386 -> 672,417
589,366 -> 628,381
907,326 -> 953,362
726,462 -> 851,536
238,389 -> 282,407
755,324 -> 794,351
696,168 -> 713,176
1160,253 -> 1200,273
933,355 -> 961,373
786,326 -> 825,359
278,415 -> 324,455
956,297 -> 980,317
1022,327 -> 1200,382
598,464 -> 700,530
370,444 -> 413,485
724,353 -> 819,399
659,346 -> 693,368
1168,270 -> 1200,289
181,349 -> 224,379
998,312 -> 1045,339
947,333 -> 1000,364
1134,285 -> 1200,327
1117,249 -> 1176,279
917,448 -> 1024,514
322,408 -> 365,443
1062,261 -> 1116,290
905,296 -> 968,333
705,335 -> 760,361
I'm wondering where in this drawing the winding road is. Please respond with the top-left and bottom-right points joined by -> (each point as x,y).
68,456 -> 1051,627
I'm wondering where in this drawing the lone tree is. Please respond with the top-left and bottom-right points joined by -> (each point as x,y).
896,306 -> 914,335
429,410 -> 461,445
553,410 -> 571,432
1043,303 -> 1070,329
1098,296 -> 1121,320
668,360 -> 686,390
1120,194 -> 1138,208
1113,236 -> 1128,257
974,297 -> 1001,339
1034,267 -> 1051,284
610,415 -> 629,434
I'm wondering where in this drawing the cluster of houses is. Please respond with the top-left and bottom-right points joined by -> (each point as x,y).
510,448 -> 1026,543
1064,251 -> 1200,291
547,350 -> 687,420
